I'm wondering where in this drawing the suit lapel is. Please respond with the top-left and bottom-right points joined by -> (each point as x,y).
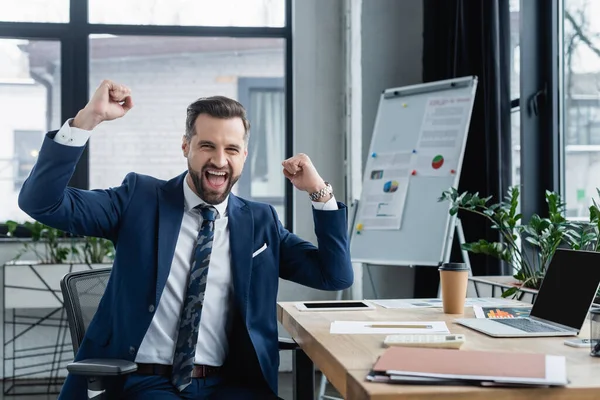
156,172 -> 186,305
227,194 -> 254,323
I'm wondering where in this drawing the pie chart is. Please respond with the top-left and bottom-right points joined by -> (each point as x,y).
383,180 -> 399,193
431,154 -> 444,169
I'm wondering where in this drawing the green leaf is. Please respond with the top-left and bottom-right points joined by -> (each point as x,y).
5,220 -> 19,236
501,287 -> 519,298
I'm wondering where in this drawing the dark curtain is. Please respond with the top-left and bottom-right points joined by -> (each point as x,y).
415,0 -> 512,296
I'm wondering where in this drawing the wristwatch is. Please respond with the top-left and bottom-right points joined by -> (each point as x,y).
309,182 -> 333,201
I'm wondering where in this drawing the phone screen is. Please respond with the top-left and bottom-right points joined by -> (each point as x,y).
303,301 -> 369,309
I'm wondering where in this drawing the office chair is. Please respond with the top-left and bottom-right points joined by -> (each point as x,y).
61,268 -> 309,400
60,268 -> 136,399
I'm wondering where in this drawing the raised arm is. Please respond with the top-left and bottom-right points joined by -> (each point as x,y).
276,204 -> 353,290
277,153 -> 354,290
18,80 -> 135,240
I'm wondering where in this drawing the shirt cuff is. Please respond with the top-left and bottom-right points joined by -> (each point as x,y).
311,195 -> 338,210
53,118 -> 92,147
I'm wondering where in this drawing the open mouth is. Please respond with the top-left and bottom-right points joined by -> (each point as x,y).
204,169 -> 229,190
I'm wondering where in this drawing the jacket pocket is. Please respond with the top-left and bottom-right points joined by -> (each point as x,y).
252,243 -> 268,258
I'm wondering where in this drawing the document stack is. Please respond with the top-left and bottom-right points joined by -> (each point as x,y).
368,346 -> 568,388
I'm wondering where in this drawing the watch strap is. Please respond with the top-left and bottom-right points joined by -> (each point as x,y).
309,182 -> 333,201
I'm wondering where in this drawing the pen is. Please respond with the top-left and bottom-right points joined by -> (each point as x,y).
367,324 -> 432,329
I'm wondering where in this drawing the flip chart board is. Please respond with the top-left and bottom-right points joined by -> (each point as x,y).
350,76 -> 478,266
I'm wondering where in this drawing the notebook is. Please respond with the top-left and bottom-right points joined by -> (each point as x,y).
371,346 -> 567,386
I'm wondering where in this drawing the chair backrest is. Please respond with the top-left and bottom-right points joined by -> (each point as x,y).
60,268 -> 111,356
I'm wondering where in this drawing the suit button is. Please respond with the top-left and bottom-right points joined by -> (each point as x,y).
148,304 -> 155,313
129,346 -> 136,355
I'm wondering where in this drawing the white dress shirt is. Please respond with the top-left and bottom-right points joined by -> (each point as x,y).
53,119 -> 338,366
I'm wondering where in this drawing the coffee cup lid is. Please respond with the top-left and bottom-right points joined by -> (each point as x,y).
438,262 -> 469,271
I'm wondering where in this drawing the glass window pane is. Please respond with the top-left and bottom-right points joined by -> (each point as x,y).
510,0 -> 520,100
246,88 -> 285,199
563,0 -> 600,218
0,39 -> 61,222
0,0 -> 69,23
509,0 -> 521,192
511,108 -> 520,189
88,36 -> 286,220
89,0 -> 285,27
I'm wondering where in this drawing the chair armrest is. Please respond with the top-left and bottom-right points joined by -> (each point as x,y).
67,359 -> 137,377
278,337 -> 299,350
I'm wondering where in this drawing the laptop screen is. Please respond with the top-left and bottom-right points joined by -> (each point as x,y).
531,249 -> 600,330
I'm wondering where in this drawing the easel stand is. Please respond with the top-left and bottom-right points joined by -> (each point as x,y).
340,215 -> 472,302
441,217 -> 478,297
444,217 -> 473,275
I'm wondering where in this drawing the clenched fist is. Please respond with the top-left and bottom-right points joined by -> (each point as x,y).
72,80 -> 134,130
282,153 -> 329,201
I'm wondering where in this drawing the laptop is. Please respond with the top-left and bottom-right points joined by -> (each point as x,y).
456,248 -> 600,337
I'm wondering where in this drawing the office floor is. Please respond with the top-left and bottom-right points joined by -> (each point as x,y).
0,372 -> 343,399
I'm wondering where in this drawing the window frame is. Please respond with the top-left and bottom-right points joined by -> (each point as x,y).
0,0 -> 293,237
518,0 -> 562,221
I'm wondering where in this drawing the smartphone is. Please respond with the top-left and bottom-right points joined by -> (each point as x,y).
294,301 -> 376,311
564,338 -> 598,348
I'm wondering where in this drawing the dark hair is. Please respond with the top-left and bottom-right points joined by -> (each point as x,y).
185,96 -> 250,144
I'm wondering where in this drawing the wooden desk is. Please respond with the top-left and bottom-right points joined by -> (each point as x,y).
277,301 -> 600,399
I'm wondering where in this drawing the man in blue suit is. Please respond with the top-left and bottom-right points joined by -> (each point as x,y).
18,80 -> 353,399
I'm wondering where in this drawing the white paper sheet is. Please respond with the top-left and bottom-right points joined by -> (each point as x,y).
330,320 -> 450,335
370,298 -> 524,309
413,96 -> 472,177
357,151 -> 412,230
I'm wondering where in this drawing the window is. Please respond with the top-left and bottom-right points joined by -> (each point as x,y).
562,0 -> 600,218
0,39 -> 61,223
0,0 -> 291,234
0,0 -> 69,23
89,0 -> 285,27
237,78 -> 285,218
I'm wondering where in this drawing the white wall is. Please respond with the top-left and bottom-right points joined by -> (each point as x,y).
355,0 -> 424,299
276,0 -> 346,372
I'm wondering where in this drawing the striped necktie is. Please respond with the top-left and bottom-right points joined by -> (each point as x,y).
171,204 -> 218,391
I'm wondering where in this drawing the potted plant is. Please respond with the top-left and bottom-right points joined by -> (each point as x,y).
5,220 -> 74,264
439,186 -> 600,298
5,219 -> 115,265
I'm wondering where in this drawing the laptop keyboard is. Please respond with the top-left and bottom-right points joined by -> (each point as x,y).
493,318 -> 568,332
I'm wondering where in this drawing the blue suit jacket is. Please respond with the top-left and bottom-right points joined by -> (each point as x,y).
18,132 -> 354,399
